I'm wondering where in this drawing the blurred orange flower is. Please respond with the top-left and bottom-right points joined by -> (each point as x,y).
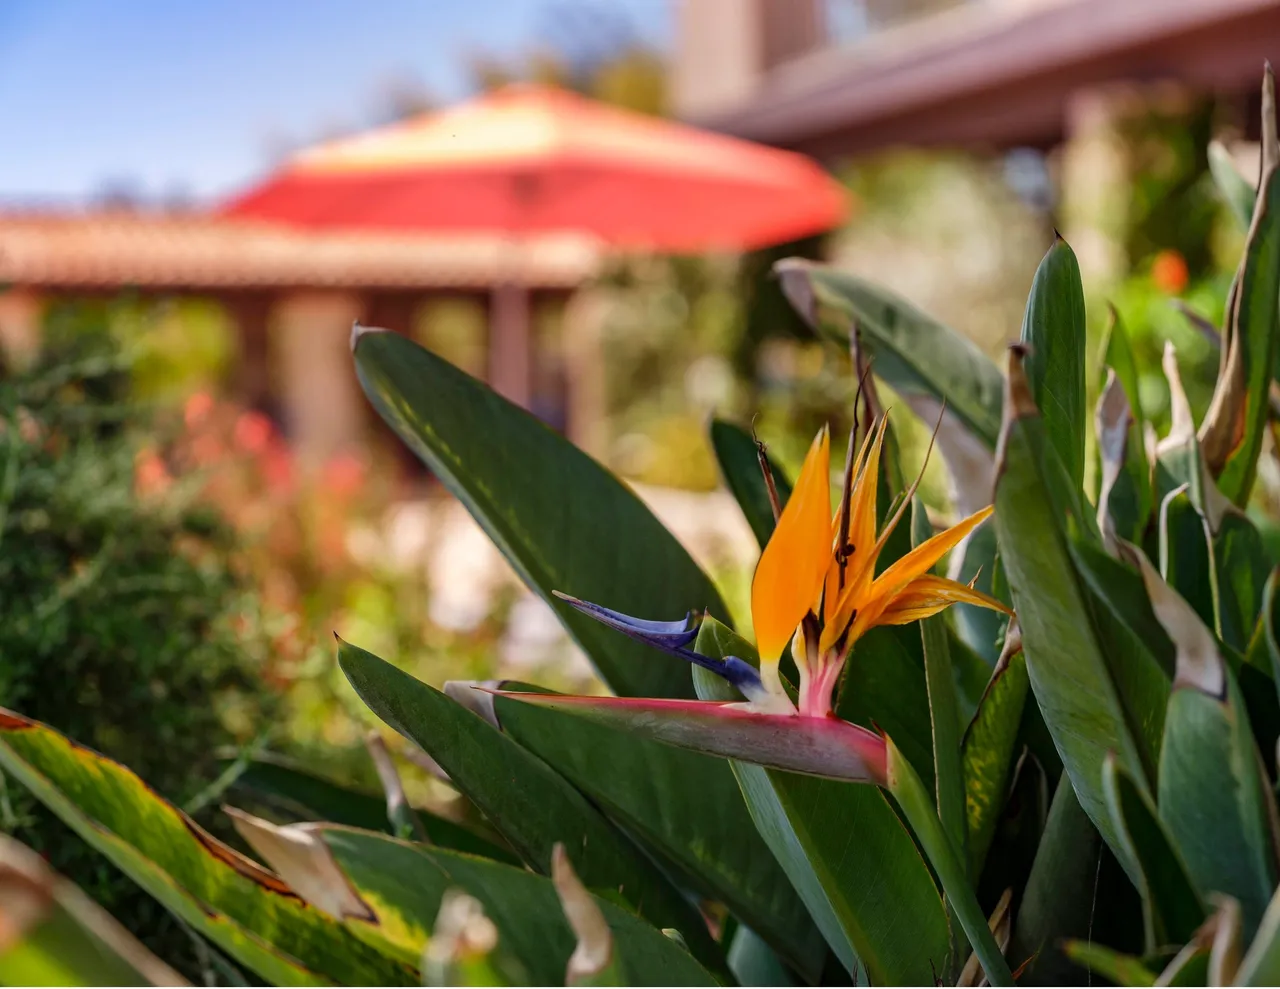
184,391 -> 214,430
234,411 -> 276,455
134,448 -> 171,497
322,452 -> 368,500
1151,249 -> 1189,295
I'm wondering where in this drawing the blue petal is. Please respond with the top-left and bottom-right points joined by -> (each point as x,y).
552,591 -> 765,698
553,592 -> 700,648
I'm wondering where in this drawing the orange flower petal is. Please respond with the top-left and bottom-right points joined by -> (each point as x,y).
873,574 -> 1011,626
824,504 -> 995,653
870,505 -> 994,604
752,427 -> 831,664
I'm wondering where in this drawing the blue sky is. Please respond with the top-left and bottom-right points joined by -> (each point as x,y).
0,0 -> 670,204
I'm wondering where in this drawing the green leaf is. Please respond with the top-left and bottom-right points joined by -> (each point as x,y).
950,522 -> 1006,664
1138,546 -> 1278,938
1069,537 -> 1172,776
0,708 -> 416,986
226,754 -> 517,864
352,327 -> 725,699
1061,942 -> 1156,987
835,626 -> 935,794
883,739 -> 1014,987
336,640 -> 724,971
709,419 -> 792,547
1160,487 -> 1219,633
1214,511 -> 1272,653
692,618 -> 952,985
491,689 -> 825,978
1009,779 -> 1106,984
923,615 -> 966,862
993,349 -> 1151,880
961,641 -> 1030,879
1020,237 -> 1087,492
1096,400 -> 1152,547
0,834 -> 187,987
1101,754 -> 1206,951
1199,67 -> 1280,505
1238,882 -> 1280,985
1096,365 -> 1153,544
726,926 -> 797,987
1260,568 -> 1280,709
1210,139 -> 1257,229
232,817 -> 719,987
1159,669 -> 1277,938
776,259 -> 1004,448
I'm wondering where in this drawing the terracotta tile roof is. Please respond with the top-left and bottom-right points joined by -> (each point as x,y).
0,211 -> 600,290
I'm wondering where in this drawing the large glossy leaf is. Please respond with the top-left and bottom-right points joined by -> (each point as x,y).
490,688 -> 825,978
776,259 -> 1004,449
691,618 -> 952,985
226,754 -> 517,864
709,418 -> 792,548
1020,236 -> 1087,492
993,348 -> 1150,879
336,640 -> 724,972
0,834 -> 187,987
352,326 -> 724,699
961,638 -> 1029,878
1102,754 -> 1205,951
0,709 -> 415,986
1199,67 -> 1280,504
230,818 -> 719,987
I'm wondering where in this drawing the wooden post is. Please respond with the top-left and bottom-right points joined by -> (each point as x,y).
365,292 -> 420,337
488,280 -> 532,408
224,292 -> 272,412
0,288 -> 44,371
563,287 -> 608,457
272,290 -> 365,468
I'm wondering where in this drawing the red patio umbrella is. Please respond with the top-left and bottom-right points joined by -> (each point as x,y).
224,84 -> 848,403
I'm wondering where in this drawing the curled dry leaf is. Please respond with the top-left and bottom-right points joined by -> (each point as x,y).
226,808 -> 375,922
552,843 -> 615,985
1120,543 -> 1226,699
1096,369 -> 1133,549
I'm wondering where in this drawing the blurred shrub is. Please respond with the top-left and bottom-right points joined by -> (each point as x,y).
0,320 -> 276,973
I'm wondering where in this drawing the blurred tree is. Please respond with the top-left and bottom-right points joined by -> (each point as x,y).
469,1 -> 666,116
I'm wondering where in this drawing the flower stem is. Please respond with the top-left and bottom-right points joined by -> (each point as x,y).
885,737 -> 1014,987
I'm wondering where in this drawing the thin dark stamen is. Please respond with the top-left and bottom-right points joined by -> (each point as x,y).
751,416 -> 784,523
837,360 -> 875,590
